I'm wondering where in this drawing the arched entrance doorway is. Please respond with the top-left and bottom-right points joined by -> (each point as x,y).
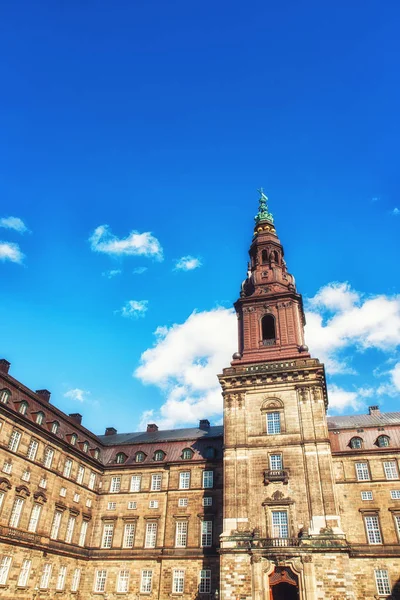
269,567 -> 299,600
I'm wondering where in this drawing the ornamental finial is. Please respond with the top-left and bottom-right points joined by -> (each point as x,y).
255,188 -> 274,224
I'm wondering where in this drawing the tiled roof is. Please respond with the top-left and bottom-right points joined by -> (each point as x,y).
327,412 -> 400,430
98,425 -> 223,446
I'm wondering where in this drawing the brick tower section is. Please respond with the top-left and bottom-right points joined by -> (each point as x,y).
218,192 -> 352,600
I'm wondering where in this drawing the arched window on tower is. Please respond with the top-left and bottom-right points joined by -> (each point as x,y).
273,251 -> 279,264
261,249 -> 268,264
261,314 -> 276,346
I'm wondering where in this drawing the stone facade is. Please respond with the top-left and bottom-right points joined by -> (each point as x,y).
0,195 -> 399,599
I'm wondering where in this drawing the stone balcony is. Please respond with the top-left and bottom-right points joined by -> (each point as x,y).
264,469 -> 289,485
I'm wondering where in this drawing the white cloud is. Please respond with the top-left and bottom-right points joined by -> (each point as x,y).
89,225 -> 163,260
390,362 -> 400,392
0,241 -> 25,264
305,282 -> 400,373
119,300 -> 149,319
102,269 -> 122,278
392,207 -> 400,216
135,308 -> 237,428
0,216 -> 29,233
174,255 -> 202,271
133,266 -> 148,275
64,388 -> 90,403
327,384 -> 366,413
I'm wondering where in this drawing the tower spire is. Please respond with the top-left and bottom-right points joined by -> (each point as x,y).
255,187 -> 274,225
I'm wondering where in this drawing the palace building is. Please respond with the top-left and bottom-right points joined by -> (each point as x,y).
0,193 -> 399,599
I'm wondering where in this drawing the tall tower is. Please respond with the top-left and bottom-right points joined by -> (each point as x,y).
219,192 -> 351,600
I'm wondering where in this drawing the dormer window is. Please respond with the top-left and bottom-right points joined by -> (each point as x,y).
51,421 -> 60,435
182,448 -> 193,460
18,402 -> 28,415
135,452 -> 145,463
93,448 -> 100,460
377,435 -> 390,448
70,434 -> 78,446
116,452 -> 127,464
82,441 -> 89,453
154,450 -> 165,462
261,314 -> 276,346
36,412 -> 44,425
0,389 -> 10,404
350,437 -> 363,449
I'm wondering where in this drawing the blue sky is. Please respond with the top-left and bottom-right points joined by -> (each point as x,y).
1,1 -> 399,434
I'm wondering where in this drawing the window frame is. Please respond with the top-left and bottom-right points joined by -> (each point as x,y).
355,461 -> 370,481
363,513 -> 383,545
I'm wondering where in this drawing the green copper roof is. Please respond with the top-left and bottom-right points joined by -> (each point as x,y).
255,188 -> 274,224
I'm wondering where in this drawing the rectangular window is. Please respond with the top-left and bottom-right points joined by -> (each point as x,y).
78,520 -> 88,547
141,570 -> 153,593
117,569 -> 130,593
9,497 -> 24,528
201,521 -> 212,547
179,471 -> 190,489
50,510 -> 63,540
272,511 -> 289,538
40,563 -> 52,589
39,477 -> 47,489
361,491 -> 373,501
175,521 -> 188,547
0,556 -> 12,585
151,474 -> 162,491
374,569 -> 391,595
88,471 -> 96,490
76,465 -> 85,485
203,497 -> 212,507
269,454 -> 283,470
199,569 -> 211,594
17,559 -> 31,587
123,522 -> 135,548
60,487 -> 67,497
173,569 -> 185,594
22,470 -> 31,482
43,447 -> 54,468
63,458 -> 73,478
101,522 -> 114,548
130,475 -> 141,492
86,498 -> 92,508
28,503 -> 42,532
71,568 -> 81,592
56,566 -> 67,590
128,501 -> 137,510
149,500 -> 159,508
365,515 -> 382,544
27,439 -> 39,461
0,491 -> 4,512
73,493 -> 80,503
95,569 -> 107,593
267,412 -> 281,434
145,522 -> 157,548
110,476 -> 121,493
8,429 -> 21,452
2,461 -> 12,474
65,516 -> 76,543
394,514 -> 400,538
107,502 -> 116,510
391,490 -> 400,500
355,462 -> 370,481
179,498 -> 188,507
384,461 -> 399,480
203,471 -> 214,489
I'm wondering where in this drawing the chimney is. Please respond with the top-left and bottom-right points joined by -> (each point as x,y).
105,427 -> 117,436
147,423 -> 158,433
0,359 -> 11,374
69,413 -> 82,425
199,419 -> 210,429
36,389 -> 51,402
369,405 -> 380,415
